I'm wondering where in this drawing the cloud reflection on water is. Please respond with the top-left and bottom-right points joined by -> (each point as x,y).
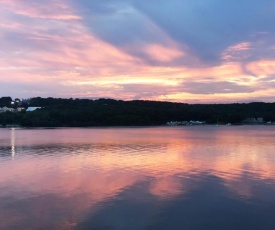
0,127 -> 275,229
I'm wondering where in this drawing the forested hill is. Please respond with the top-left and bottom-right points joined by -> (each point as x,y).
1,97 -> 275,127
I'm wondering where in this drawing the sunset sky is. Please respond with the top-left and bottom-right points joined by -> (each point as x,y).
1,0 -> 275,103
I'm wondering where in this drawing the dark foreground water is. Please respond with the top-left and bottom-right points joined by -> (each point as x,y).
1,126 -> 275,230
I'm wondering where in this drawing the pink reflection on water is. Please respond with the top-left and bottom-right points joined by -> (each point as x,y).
1,127 -> 275,228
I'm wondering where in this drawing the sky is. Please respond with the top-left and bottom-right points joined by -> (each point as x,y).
1,0 -> 275,103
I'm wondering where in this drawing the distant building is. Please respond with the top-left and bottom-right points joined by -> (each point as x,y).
0,107 -> 16,113
189,120 -> 205,125
166,120 -> 205,126
242,117 -> 264,124
17,107 -> 25,112
167,121 -> 189,126
26,107 -> 41,112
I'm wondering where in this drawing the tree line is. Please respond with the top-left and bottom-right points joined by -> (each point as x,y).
1,97 -> 275,127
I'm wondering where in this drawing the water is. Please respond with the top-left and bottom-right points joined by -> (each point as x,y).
1,126 -> 275,230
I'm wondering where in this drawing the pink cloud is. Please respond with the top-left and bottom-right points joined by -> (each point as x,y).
222,42 -> 254,62
246,59 -> 275,76
144,44 -> 184,62
0,0 -> 80,20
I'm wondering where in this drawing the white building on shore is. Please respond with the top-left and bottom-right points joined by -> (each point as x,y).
0,107 -> 16,113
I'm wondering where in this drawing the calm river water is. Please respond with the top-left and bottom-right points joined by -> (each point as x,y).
1,126 -> 275,230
